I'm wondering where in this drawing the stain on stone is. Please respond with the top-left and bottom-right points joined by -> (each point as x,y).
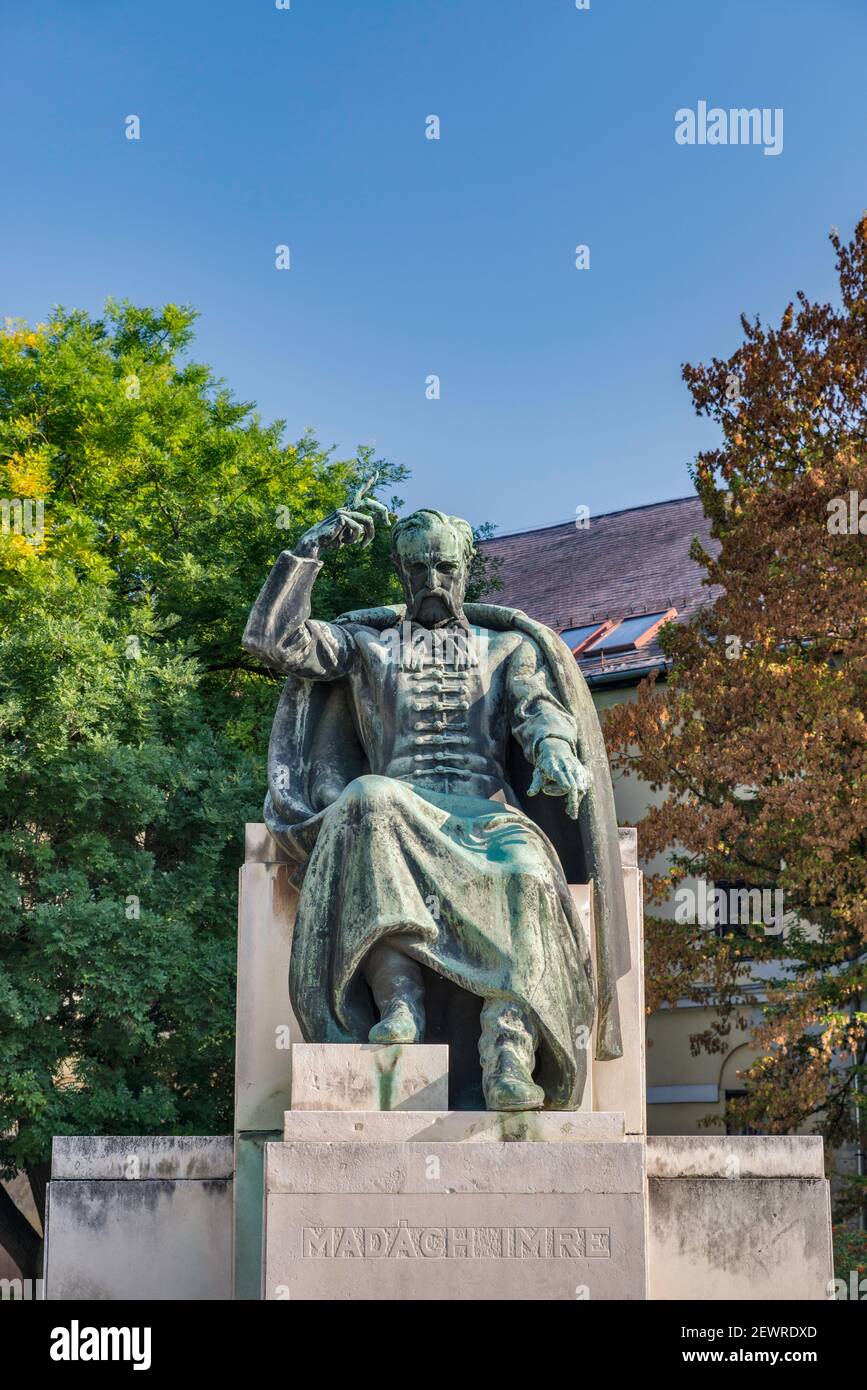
374,1045 -> 402,1110
496,1112 -> 540,1142
272,864 -> 293,920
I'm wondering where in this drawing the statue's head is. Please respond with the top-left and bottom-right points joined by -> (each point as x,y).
391,509 -> 474,627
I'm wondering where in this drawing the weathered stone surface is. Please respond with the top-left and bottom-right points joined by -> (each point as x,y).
234,857 -> 303,1133
51,1134 -> 233,1181
618,827 -> 638,867
43,1129 -> 835,1301
586,861 -> 646,1133
648,1175 -> 833,1301
282,1109 -> 625,1143
647,1134 -> 824,1180
234,1131 -> 279,1302
646,1135 -> 832,1301
268,1138 -> 644,1194
568,882 -> 594,1112
233,834 -> 303,1295
290,1043 -> 449,1112
264,1138 -> 647,1300
244,821 -> 290,863
44,1137 -> 233,1301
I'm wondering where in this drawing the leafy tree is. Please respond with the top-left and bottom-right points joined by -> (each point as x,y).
605,217 -> 867,1218
833,1224 -> 867,1288
0,302 -> 417,1275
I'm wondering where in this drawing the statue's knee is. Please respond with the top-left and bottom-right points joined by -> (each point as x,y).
508,852 -> 550,888
341,774 -> 399,811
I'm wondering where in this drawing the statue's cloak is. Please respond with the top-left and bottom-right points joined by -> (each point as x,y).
263,601 -> 630,1063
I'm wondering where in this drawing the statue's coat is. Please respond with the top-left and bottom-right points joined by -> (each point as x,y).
263,600 -> 630,1064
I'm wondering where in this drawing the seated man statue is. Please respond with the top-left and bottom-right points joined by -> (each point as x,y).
242,480 -> 629,1111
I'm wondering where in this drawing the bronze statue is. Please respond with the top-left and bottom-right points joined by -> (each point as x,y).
243,481 -> 629,1111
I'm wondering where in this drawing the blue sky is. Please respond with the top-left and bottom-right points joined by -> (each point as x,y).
3,0 -> 866,534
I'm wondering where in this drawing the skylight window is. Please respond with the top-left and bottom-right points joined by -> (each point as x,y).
584,610 -> 675,655
559,621 -> 609,653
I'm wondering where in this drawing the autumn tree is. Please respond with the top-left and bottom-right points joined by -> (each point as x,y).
605,218 -> 867,1217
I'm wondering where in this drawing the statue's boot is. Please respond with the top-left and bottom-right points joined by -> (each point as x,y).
364,943 -> 426,1044
479,1000 -> 545,1111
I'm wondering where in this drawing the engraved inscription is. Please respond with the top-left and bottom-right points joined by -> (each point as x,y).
301,1223 -> 611,1259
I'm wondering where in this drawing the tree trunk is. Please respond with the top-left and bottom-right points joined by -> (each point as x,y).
0,1183 -> 42,1280
26,1161 -> 49,1230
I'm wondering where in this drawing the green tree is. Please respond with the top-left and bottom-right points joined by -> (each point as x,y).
0,302 -> 418,1275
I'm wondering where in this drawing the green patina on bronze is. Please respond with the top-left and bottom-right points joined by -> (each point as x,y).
243,484 -> 630,1112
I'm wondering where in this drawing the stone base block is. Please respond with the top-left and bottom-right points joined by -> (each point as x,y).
647,1136 -> 833,1301
282,1109 -> 625,1143
263,1139 -> 647,1300
50,1134 -> 233,1180
44,1137 -> 233,1301
290,1043 -> 449,1112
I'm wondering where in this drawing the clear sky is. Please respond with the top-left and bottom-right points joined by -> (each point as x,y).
3,0 -> 866,534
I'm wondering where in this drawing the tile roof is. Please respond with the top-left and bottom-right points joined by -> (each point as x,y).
478,495 -> 719,685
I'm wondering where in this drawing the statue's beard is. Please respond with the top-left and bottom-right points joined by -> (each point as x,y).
407,587 -> 465,628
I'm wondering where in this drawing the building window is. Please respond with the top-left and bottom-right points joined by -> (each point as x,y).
712,880 -> 758,959
559,621 -> 610,653
724,1090 -> 758,1136
583,609 -> 676,655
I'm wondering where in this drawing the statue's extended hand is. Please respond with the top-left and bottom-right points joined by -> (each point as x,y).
293,473 -> 392,559
527,738 -> 589,820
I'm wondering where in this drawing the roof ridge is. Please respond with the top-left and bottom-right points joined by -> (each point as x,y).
481,494 -> 702,542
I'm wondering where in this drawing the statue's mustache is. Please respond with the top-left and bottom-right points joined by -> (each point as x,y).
410,588 -> 458,614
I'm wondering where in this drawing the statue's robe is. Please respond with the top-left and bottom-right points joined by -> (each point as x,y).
243,552 -> 630,1109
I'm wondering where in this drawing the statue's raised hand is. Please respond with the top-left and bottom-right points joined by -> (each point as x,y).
293,474 -> 392,560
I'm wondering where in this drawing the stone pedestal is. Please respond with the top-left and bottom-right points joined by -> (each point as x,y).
233,823 -> 646,1299
264,1134 -> 647,1300
263,1040 -> 647,1300
40,824 -> 837,1302
250,819 -> 834,1302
